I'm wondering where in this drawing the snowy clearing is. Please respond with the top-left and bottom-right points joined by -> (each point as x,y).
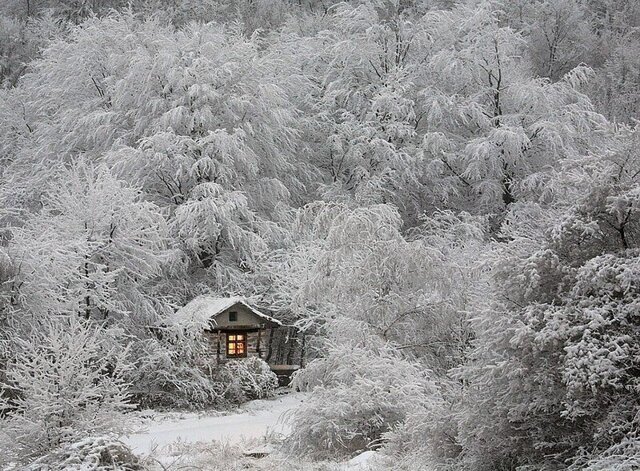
123,392 -> 305,456
122,393 -> 378,470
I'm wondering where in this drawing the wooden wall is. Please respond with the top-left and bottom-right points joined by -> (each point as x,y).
202,328 -> 274,362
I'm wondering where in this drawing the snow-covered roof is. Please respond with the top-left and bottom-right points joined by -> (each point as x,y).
171,296 -> 282,327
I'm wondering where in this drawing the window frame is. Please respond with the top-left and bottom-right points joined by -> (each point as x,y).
226,332 -> 247,358
229,311 -> 238,322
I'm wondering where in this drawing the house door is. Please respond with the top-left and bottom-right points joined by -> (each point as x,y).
226,332 -> 247,358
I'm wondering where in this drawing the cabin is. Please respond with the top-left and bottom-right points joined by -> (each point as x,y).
173,296 -> 304,384
175,296 -> 282,362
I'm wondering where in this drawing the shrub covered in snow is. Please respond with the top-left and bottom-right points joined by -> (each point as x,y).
22,436 -> 141,471
215,357 -> 278,405
125,333 -> 221,409
453,155 -> 640,471
140,438 -> 346,471
0,317 -> 133,464
575,435 -> 640,471
287,323 -> 441,460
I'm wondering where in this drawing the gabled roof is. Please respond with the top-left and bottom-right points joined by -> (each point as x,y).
171,295 -> 282,327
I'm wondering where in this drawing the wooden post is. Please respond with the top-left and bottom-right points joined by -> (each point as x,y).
286,327 -> 296,365
300,332 -> 306,368
216,331 -> 221,363
266,327 -> 275,363
256,327 -> 262,358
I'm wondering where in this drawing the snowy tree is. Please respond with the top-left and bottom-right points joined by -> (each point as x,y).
0,160 -> 222,408
0,316 -> 133,463
273,1 -> 438,222
2,13 -> 308,294
288,319 -> 442,460
3,160 -> 171,330
265,201 -> 485,374
453,126 -> 640,470
499,0 -> 595,81
417,2 -> 608,215
590,36 -> 640,124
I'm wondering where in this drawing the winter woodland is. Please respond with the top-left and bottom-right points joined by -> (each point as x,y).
0,0 -> 639,469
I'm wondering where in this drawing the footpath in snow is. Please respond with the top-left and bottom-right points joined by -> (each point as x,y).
123,393 -> 304,456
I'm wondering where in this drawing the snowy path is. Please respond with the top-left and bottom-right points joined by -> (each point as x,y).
123,393 -> 305,455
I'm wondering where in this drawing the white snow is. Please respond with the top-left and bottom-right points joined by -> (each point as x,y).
344,450 -> 377,470
170,295 -> 283,327
123,393 -> 304,456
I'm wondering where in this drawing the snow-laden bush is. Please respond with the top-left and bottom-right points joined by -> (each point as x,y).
22,436 -> 141,471
451,135 -> 640,470
575,434 -> 640,471
126,334 -> 221,409
216,357 -> 278,405
287,326 -> 441,460
377,377 -> 463,471
140,438 -> 347,471
0,317 -> 133,463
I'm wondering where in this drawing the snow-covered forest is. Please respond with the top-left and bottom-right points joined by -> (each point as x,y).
0,0 -> 638,469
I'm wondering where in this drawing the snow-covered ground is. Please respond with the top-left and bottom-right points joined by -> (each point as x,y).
121,392 -> 377,470
124,392 -> 304,455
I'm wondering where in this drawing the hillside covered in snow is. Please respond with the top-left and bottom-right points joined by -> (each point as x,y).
0,1 -> 639,470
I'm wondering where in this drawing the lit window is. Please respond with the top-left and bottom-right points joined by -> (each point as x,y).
227,333 -> 246,358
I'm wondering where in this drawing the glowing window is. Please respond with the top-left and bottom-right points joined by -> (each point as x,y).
227,333 -> 246,358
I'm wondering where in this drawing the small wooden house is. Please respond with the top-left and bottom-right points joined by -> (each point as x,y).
174,296 -> 283,362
